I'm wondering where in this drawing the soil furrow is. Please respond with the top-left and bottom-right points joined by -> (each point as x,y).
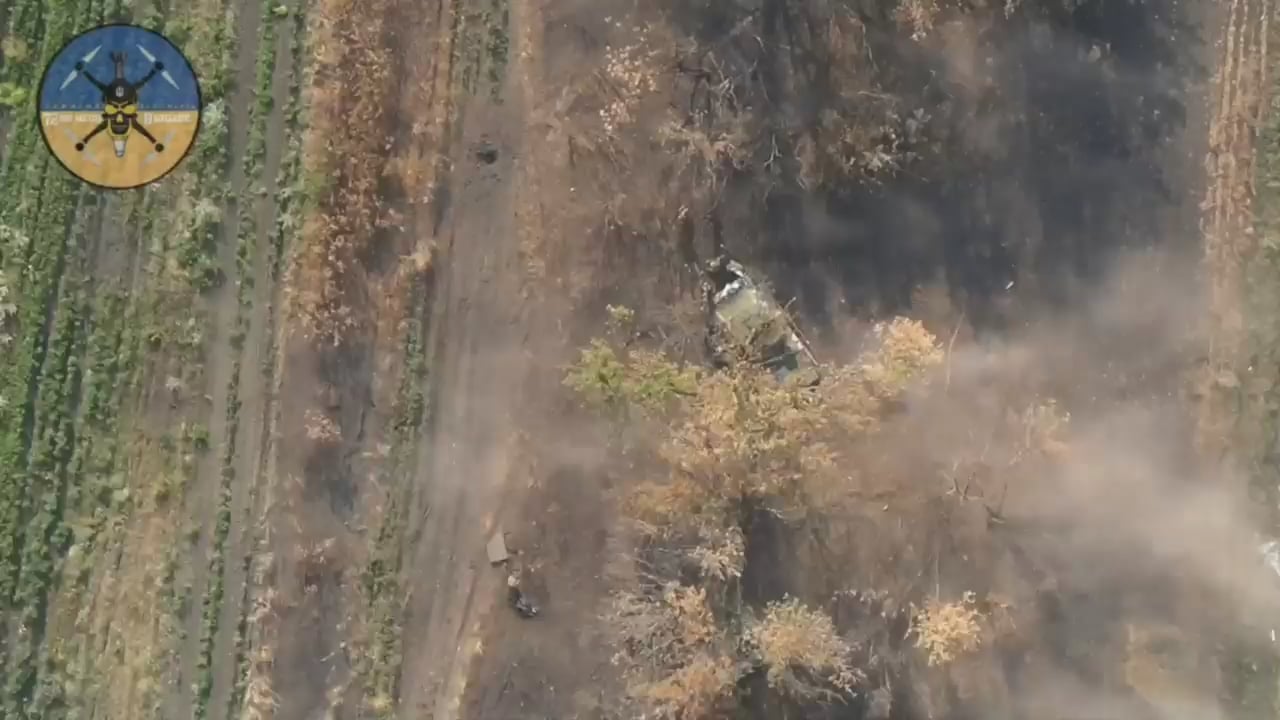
170,0 -> 263,715
206,4 -> 296,717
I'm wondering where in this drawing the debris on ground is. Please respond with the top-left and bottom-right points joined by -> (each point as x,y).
507,567 -> 539,618
487,529 -> 539,618
487,528 -> 510,565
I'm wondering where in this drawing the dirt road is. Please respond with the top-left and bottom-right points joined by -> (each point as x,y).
250,0 -> 577,717
394,5 -> 542,720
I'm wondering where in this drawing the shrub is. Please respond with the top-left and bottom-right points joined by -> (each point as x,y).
895,0 -> 941,41
599,34 -> 661,137
913,593 -> 983,666
1,37 -> 29,62
606,585 -> 742,719
0,82 -> 28,108
748,597 -> 860,701
564,339 -> 700,416
859,318 -> 946,398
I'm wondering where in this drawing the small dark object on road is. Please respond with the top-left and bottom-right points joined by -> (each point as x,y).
508,572 -> 539,618
474,142 -> 499,165
512,592 -> 539,618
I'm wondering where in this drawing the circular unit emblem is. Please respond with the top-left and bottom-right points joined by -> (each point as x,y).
38,23 -> 201,190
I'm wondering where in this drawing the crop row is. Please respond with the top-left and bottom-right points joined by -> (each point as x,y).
191,352 -> 240,720
61,287 -> 130,576
174,1 -> 235,293
357,314 -> 428,717
242,0 -> 281,186
0,0 -> 44,92
105,0 -> 238,716
1,195 -> 94,718
0,166 -> 77,695
4,198 -> 145,720
22,191 -> 155,717
0,0 -> 238,714
0,6 -> 101,586
193,0 -> 294,715
0,173 -> 142,720
225,4 -> 310,717
268,2 -> 308,286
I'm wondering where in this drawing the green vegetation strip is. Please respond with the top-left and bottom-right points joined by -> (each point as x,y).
8,189 -> 147,720
0,0 -> 245,715
4,225 -> 87,717
191,353 -> 239,720
226,4 -> 309,717
447,0 -> 510,100
175,3 -> 235,292
0,6 -> 93,714
270,2 -> 307,286
194,0 -> 289,716
42,196 -> 149,718
358,317 -> 427,718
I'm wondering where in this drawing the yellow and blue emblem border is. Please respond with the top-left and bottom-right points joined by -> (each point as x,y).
36,22 -> 203,191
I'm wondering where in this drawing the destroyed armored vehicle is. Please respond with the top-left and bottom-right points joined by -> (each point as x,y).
702,255 -> 821,387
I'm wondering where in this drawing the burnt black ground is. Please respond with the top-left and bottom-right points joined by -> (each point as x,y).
675,0 -> 1210,339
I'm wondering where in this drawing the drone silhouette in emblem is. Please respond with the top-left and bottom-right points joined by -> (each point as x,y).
59,44 -> 180,158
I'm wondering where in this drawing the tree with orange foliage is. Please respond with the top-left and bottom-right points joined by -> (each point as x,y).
570,311 -> 945,718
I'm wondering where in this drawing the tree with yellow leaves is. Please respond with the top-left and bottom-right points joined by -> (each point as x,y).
748,597 -> 862,701
913,593 -> 983,666
570,309 -> 945,717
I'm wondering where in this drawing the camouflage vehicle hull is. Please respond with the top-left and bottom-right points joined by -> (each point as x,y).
702,256 -> 821,387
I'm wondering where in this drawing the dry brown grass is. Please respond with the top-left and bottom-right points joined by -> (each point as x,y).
289,0 -> 399,346
605,584 -> 742,719
600,32 -> 662,137
298,537 -> 339,593
239,611 -> 282,720
303,409 -> 341,442
895,0 -> 942,41
1197,0 -> 1270,455
384,141 -> 445,206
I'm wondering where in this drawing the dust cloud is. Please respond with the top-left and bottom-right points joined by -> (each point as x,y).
848,246 -> 1277,719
